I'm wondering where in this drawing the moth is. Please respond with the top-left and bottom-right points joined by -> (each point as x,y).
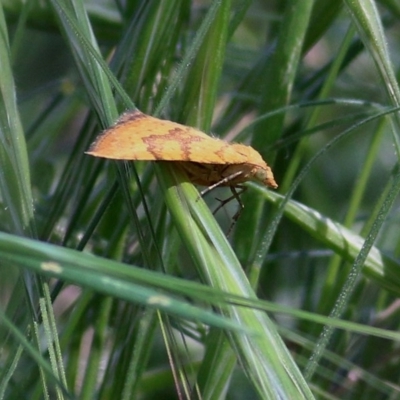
86,110 -> 277,224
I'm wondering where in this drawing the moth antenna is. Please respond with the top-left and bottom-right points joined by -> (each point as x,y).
200,171 -> 244,198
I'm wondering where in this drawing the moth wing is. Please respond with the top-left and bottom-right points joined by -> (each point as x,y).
86,111 -> 248,165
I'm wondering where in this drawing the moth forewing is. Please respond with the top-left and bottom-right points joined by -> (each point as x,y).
87,110 -> 255,164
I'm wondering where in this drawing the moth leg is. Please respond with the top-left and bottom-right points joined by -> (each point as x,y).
213,185 -> 246,215
231,185 -> 247,221
199,170 -> 243,199
228,186 -> 247,235
211,186 -> 247,235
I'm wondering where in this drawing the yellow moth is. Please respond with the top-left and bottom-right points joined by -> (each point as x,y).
86,110 -> 278,191
87,110 -> 277,232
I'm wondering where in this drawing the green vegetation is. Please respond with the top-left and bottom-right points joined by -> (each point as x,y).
1,1 -> 400,398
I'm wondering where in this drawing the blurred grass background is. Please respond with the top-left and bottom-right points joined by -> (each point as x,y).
1,0 -> 400,398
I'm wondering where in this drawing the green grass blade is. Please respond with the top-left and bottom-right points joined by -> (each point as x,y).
0,5 -> 35,237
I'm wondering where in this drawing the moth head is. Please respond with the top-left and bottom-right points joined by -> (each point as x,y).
253,166 -> 278,189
